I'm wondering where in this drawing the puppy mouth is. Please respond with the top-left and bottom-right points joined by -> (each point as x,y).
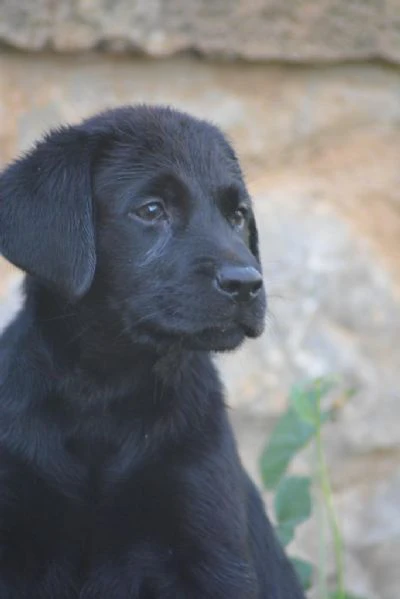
128,300 -> 266,351
182,318 -> 265,352
134,318 -> 263,352
204,320 -> 263,338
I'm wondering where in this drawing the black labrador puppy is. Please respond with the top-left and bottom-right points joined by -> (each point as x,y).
0,106 -> 304,598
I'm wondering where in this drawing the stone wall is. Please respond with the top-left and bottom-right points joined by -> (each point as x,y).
1,0 -> 400,63
0,16 -> 400,598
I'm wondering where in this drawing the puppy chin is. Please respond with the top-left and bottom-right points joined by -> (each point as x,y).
241,320 -> 265,339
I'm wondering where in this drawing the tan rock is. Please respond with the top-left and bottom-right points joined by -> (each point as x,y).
1,0 -> 400,63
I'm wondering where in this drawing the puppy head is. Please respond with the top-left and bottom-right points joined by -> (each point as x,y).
0,106 -> 266,352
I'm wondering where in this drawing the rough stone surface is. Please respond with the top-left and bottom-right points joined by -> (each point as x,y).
1,52 -> 400,598
1,0 -> 400,63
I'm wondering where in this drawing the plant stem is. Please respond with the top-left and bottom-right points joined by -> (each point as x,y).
316,475 -> 328,599
315,399 -> 345,598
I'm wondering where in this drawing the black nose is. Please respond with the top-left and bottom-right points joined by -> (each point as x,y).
215,265 -> 263,302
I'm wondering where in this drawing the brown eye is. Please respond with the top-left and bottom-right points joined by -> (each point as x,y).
133,200 -> 167,222
229,207 -> 248,231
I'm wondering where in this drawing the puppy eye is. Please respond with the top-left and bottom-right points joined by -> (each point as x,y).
132,200 -> 167,222
229,206 -> 248,231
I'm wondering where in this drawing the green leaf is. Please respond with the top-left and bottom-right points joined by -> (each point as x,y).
260,410 -> 315,490
276,522 -> 295,547
290,557 -> 313,591
290,377 -> 337,426
290,384 -> 319,426
274,476 -> 312,530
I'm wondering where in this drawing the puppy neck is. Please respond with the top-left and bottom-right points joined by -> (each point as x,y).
23,277 -> 211,393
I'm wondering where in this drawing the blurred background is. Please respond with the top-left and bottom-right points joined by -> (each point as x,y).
0,2 -> 399,597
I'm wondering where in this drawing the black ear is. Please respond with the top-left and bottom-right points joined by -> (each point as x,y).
0,127 -> 96,301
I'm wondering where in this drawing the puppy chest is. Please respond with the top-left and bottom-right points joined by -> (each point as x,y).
0,463 -> 182,565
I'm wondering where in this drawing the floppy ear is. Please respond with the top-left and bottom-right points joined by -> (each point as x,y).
0,127 -> 96,301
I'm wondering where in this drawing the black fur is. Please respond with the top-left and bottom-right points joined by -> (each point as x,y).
0,106 -> 304,598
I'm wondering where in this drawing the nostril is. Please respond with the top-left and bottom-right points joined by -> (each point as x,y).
215,266 -> 263,302
219,279 -> 242,296
250,278 -> 263,297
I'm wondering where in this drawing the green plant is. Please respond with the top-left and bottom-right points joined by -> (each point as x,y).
259,377 -> 364,599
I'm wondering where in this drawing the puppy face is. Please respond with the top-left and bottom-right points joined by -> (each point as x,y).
0,106 -> 266,352
91,107 -> 266,352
